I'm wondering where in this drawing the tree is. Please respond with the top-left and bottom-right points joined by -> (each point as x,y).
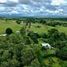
28,31 -> 39,43
56,46 -> 67,60
40,20 -> 46,24
62,61 -> 67,67
41,33 -> 48,38
30,59 -> 41,67
16,19 -> 21,24
20,27 -> 26,36
24,18 -> 34,29
48,28 -> 58,36
5,28 -> 13,35
21,46 -> 35,65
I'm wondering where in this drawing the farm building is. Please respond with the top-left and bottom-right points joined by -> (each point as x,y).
42,43 -> 52,49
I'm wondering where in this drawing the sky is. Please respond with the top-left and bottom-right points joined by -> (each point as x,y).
0,0 -> 67,17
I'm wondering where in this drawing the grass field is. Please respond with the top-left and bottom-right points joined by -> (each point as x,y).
0,20 -> 22,34
30,23 -> 67,35
0,20 -> 67,35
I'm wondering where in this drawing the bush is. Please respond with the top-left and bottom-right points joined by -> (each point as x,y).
28,31 -> 40,43
5,28 -> 13,35
20,27 -> 26,36
56,46 -> 67,60
16,19 -> 21,24
41,33 -> 48,38
46,22 -> 61,27
40,20 -> 46,24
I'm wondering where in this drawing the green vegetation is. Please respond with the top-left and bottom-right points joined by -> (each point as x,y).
0,19 -> 67,34
0,19 -> 22,34
0,18 -> 67,67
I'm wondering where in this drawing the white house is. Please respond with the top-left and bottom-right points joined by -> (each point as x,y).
42,43 -> 52,49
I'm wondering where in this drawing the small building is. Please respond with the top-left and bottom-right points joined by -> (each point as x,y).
42,43 -> 52,49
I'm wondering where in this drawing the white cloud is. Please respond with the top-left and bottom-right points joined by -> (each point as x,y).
0,0 -> 7,3
62,0 -> 67,5
0,0 -> 67,17
46,8 -> 63,15
0,0 -> 19,4
51,0 -> 64,6
10,10 -> 19,14
8,0 -> 19,3
0,7 -> 5,11
40,6 -> 46,12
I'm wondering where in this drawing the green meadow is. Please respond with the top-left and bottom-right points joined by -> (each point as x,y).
0,19 -> 67,35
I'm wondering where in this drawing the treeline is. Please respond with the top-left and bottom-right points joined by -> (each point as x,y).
0,17 -> 67,27
15,18 -> 67,27
46,21 -> 67,27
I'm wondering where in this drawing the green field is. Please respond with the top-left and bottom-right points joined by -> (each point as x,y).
0,20 -> 22,34
0,20 -> 67,35
30,23 -> 67,35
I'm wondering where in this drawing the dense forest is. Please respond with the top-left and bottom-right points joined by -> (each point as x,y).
0,18 -> 67,67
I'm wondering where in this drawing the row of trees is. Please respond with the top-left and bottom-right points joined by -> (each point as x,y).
15,18 -> 67,28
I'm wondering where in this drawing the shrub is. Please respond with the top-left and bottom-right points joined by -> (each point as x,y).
5,28 -> 13,35
28,31 -> 40,43
16,19 -> 21,24
56,46 -> 67,60
41,33 -> 48,38
20,27 -> 26,36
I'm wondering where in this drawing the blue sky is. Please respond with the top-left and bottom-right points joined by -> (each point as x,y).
0,0 -> 67,17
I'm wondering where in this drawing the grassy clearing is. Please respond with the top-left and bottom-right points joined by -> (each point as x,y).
0,20 -> 22,34
56,26 -> 67,34
0,20 -> 67,35
30,23 -> 67,35
30,23 -> 54,34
